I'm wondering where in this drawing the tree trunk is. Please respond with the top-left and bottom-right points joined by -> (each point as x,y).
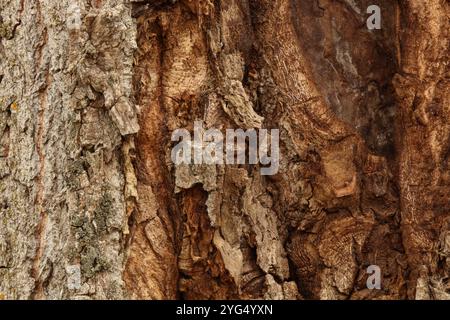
0,0 -> 448,300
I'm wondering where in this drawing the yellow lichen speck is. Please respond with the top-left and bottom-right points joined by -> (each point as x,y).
10,101 -> 18,112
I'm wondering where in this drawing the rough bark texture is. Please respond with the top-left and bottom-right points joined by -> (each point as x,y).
0,0 -> 448,300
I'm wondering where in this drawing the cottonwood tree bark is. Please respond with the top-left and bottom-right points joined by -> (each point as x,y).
0,0 -> 448,300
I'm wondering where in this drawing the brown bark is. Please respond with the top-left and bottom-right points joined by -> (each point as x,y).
0,0 -> 448,300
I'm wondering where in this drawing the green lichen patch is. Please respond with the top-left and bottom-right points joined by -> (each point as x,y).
66,159 -> 88,190
0,23 -> 14,40
80,245 -> 109,279
93,193 -> 113,234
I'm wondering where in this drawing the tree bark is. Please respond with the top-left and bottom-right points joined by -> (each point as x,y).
0,0 -> 448,300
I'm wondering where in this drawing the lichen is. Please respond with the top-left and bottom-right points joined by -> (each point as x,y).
0,23 -> 13,40
80,245 -> 108,279
93,193 -> 113,233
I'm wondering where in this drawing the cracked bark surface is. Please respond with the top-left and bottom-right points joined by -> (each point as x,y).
0,0 -> 448,300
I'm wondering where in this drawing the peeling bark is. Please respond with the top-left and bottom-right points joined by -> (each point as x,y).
0,0 -> 448,300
